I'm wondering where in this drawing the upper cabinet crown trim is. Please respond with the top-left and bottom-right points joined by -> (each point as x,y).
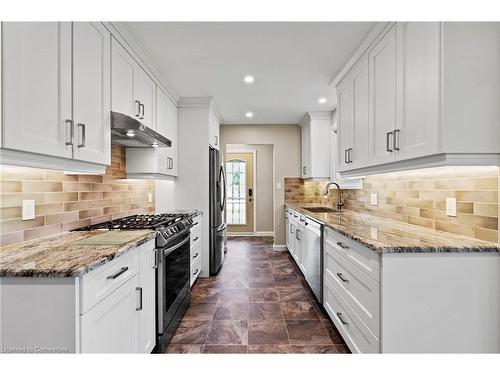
299,111 -> 333,127
177,97 -> 223,124
330,22 -> 394,87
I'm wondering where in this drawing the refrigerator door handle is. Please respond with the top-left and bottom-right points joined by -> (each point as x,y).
220,165 -> 226,212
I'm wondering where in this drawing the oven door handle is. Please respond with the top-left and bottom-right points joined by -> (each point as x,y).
162,236 -> 190,258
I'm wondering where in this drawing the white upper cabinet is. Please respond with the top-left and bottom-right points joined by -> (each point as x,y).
334,22 -> 500,176
209,110 -> 220,150
135,67 -> 156,130
368,25 -> 397,166
300,112 -> 331,178
2,22 -> 72,159
72,22 -> 111,165
395,22 -> 440,161
111,37 -> 156,130
1,22 -> 110,171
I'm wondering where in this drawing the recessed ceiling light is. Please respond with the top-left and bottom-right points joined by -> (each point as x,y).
243,75 -> 255,84
245,112 -> 254,118
318,97 -> 327,104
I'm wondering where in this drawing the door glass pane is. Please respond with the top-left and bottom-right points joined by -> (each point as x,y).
226,159 -> 247,225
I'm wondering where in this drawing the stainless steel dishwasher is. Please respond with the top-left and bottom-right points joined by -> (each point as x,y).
300,216 -> 323,303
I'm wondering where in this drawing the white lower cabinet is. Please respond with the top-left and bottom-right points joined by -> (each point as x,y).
80,274 -> 141,353
190,214 -> 202,286
79,239 -> 156,353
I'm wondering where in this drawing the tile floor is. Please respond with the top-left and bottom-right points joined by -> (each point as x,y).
165,236 -> 351,354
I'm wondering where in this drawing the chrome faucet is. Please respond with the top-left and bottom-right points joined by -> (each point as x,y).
323,181 -> 343,211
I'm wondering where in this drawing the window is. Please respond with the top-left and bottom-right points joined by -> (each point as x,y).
226,159 -> 247,225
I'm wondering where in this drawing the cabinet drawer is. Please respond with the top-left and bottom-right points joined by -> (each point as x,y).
323,277 -> 380,353
190,240 -> 201,266
324,227 -> 380,281
190,256 -> 201,287
191,214 -> 201,232
324,243 -> 380,336
80,249 -> 140,314
190,229 -> 201,249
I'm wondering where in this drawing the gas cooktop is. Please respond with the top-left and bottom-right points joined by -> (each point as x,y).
73,213 -> 190,231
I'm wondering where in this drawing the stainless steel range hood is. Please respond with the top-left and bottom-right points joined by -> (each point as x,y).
111,111 -> 171,148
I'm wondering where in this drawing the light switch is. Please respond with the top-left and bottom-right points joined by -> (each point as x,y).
370,193 -> 378,206
22,200 -> 35,220
446,198 -> 457,217
147,192 -> 153,203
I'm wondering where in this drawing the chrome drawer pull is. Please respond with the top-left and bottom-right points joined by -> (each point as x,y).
193,269 -> 200,276
192,222 -> 199,226
106,267 -> 128,280
135,100 -> 141,117
337,273 -> 349,283
336,241 -> 349,249
192,252 -> 200,259
336,312 -> 348,325
193,236 -> 199,242
65,119 -> 74,146
386,131 -> 393,152
136,287 -> 143,311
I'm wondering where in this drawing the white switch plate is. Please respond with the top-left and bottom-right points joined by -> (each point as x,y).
370,193 -> 378,206
147,192 -> 153,203
22,200 -> 35,220
446,197 -> 457,217
276,182 -> 282,190
370,227 -> 378,240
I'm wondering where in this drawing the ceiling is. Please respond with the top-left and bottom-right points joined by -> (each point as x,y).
125,22 -> 375,125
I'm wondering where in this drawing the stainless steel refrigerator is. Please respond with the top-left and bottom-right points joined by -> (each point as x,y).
209,146 -> 226,275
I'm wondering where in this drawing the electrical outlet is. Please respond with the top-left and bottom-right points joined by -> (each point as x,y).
22,200 -> 35,220
446,198 -> 457,217
147,192 -> 153,203
370,193 -> 378,206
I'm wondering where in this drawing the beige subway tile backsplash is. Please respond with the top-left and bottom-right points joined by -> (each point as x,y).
0,145 -> 155,247
285,166 -> 500,244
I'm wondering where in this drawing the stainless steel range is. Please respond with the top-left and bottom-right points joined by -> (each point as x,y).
74,212 -> 196,353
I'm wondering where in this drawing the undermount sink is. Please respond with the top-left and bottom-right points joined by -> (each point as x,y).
302,206 -> 338,213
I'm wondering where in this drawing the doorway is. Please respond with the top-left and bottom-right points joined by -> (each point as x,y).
226,152 -> 254,234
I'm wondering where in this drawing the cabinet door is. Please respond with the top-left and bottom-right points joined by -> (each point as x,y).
156,87 -> 178,176
139,242 -> 156,353
166,97 -> 178,176
336,79 -> 352,172
209,111 -> 220,150
111,38 -> 138,119
72,22 -> 111,165
395,22 -> 440,161
285,215 -> 290,250
301,124 -> 311,177
350,55 -> 370,169
80,275 -> 140,353
135,67 -> 156,130
368,26 -> 397,165
2,22 -> 72,158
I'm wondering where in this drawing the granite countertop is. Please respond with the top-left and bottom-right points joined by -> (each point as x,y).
285,203 -> 500,254
0,230 -> 156,277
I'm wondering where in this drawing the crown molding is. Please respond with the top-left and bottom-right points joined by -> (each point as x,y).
299,111 -> 333,127
177,97 -> 223,124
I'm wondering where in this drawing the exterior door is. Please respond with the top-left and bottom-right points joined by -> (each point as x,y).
2,22 -> 72,158
226,152 -> 254,234
72,22 -> 111,165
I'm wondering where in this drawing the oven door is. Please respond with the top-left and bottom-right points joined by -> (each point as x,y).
156,231 -> 191,334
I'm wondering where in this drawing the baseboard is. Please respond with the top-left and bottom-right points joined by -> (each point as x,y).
272,244 -> 288,252
255,231 -> 274,237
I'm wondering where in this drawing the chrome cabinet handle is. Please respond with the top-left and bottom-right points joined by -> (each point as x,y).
106,267 -> 128,279
214,135 -> 218,145
386,131 -> 393,152
336,241 -> 349,249
192,252 -> 200,259
193,268 -> 200,276
136,287 -> 143,311
337,312 -> 348,325
167,157 -> 173,169
393,129 -> 400,150
77,123 -> 86,148
344,149 -> 348,164
193,236 -> 199,242
337,272 -> 349,283
192,222 -> 199,226
293,214 -> 298,218
135,100 -> 141,117
290,225 -> 294,233
139,103 -> 145,120
303,166 -> 307,175
153,249 -> 158,269
295,229 -> 300,241
348,148 -> 353,163
65,119 -> 74,146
